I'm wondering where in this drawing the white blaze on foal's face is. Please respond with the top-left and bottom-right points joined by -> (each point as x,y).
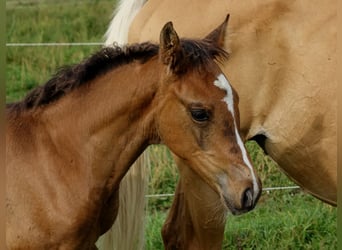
213,74 -> 260,199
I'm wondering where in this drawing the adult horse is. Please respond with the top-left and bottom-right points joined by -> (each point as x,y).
6,20 -> 261,249
101,0 -> 336,249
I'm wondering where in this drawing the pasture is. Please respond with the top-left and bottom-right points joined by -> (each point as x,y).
6,1 -> 336,249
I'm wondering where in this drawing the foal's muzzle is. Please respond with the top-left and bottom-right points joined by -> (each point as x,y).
224,179 -> 261,215
241,188 -> 254,210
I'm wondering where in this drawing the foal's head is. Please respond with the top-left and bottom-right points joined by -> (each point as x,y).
155,16 -> 261,215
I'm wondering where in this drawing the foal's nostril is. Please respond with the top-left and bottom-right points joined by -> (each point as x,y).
242,188 -> 253,209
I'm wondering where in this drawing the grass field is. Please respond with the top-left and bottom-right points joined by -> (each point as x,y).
6,1 -> 337,249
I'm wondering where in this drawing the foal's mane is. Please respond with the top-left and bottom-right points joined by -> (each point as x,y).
7,39 -> 228,112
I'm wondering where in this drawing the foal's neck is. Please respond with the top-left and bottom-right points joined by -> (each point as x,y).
41,58 -> 161,189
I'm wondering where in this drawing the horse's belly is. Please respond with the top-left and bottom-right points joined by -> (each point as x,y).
263,114 -> 337,205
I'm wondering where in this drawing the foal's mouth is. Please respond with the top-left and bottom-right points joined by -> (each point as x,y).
222,194 -> 256,216
223,196 -> 244,215
217,176 -> 255,215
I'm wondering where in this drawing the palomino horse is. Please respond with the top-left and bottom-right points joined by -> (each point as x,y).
6,20 -> 261,249
101,0 -> 336,249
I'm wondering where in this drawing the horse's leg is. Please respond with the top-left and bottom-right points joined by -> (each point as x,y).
91,244 -> 99,250
162,178 -> 191,250
96,153 -> 148,250
94,188 -> 120,249
162,157 -> 227,250
98,188 -> 120,236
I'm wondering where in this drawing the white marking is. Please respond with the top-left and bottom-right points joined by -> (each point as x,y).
214,74 -> 260,198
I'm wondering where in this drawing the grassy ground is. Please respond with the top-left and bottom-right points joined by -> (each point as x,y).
6,1 -> 337,249
6,0 -> 111,102
145,144 -> 337,250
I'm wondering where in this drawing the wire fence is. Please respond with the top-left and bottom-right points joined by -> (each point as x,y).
6,0 -> 100,8
7,41 -> 301,198
145,186 -> 301,199
6,42 -> 104,47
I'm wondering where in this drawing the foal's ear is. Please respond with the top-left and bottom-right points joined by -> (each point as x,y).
204,14 -> 230,48
159,22 -> 183,70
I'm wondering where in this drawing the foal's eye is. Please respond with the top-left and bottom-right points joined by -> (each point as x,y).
190,109 -> 210,122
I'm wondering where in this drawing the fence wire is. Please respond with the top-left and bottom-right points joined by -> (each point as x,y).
6,42 -> 104,47
145,186 -> 301,199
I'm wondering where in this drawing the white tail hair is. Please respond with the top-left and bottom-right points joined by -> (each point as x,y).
96,0 -> 149,249
104,0 -> 147,46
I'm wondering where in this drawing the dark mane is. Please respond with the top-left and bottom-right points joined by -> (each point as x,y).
7,39 -> 228,112
7,43 -> 159,112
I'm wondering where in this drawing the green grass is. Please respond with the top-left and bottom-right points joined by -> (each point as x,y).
145,193 -> 337,250
6,0 -> 114,102
6,1 -> 337,249
223,193 -> 336,250
145,144 -> 337,249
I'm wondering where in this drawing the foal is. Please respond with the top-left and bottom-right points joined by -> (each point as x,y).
6,20 -> 261,249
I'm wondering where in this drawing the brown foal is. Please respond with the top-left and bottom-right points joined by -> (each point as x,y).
6,19 -> 261,249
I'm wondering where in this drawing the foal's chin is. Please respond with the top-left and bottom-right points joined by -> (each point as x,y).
217,187 -> 260,216
221,195 -> 255,216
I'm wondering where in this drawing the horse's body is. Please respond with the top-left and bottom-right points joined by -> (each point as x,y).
129,0 -> 337,205
6,21 -> 261,249
101,0 -> 337,249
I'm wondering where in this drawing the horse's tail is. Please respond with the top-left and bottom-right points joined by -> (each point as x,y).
104,0 -> 147,46
96,0 -> 149,249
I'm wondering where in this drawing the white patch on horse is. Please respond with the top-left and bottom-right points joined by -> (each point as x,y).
214,74 -> 260,198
